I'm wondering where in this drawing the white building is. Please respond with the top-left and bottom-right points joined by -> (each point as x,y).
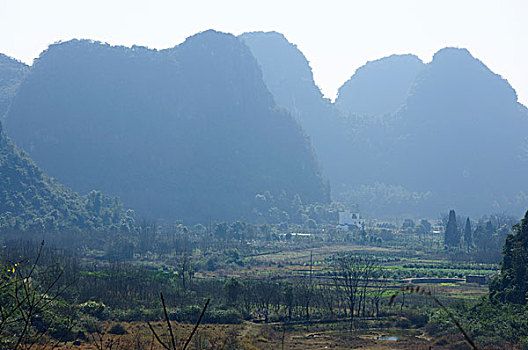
337,211 -> 365,231
431,224 -> 444,234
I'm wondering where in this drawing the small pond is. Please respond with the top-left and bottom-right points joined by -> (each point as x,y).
373,335 -> 398,341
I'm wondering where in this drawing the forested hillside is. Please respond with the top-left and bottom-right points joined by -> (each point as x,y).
0,122 -> 130,232
0,54 -> 28,121
5,30 -> 329,223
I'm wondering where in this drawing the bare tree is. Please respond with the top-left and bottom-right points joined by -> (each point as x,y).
332,254 -> 365,328
319,283 -> 336,319
358,258 -> 376,318
176,252 -> 193,291
370,275 -> 389,318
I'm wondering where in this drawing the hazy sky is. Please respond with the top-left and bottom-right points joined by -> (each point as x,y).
1,0 -> 527,105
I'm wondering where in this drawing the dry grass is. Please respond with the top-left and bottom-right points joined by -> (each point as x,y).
40,321 -> 442,350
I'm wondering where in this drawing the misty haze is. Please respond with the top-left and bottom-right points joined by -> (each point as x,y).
0,1 -> 527,349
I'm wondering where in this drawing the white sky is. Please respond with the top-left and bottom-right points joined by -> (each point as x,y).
1,0 -> 527,105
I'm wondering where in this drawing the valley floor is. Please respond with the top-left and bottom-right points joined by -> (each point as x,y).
45,321 -> 446,349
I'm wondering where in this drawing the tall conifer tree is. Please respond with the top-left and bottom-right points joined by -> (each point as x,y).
444,209 -> 460,247
464,217 -> 473,252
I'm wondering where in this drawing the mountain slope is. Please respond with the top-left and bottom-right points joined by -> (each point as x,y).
0,122 -> 128,231
0,54 -> 28,121
335,54 -> 424,116
240,34 -> 528,216
239,31 -> 348,183
337,48 -> 528,216
5,31 -> 329,222
385,47 -> 528,215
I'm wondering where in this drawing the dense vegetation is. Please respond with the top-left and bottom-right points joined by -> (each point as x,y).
0,207 -> 521,348
0,122 -> 132,232
490,210 -> 528,304
5,31 -> 329,223
0,54 -> 27,121
420,211 -> 528,348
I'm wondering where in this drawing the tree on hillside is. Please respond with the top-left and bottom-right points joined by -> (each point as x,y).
473,220 -> 501,255
224,277 -> 243,306
464,217 -> 473,252
401,219 -> 415,230
420,219 -> 432,233
490,211 -> 528,304
444,210 -> 461,247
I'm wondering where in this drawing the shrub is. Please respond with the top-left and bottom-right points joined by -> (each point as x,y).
79,301 -> 108,320
403,309 -> 429,328
108,323 -> 127,335
169,305 -> 202,322
395,317 -> 412,329
118,306 -> 161,322
425,321 -> 444,336
205,308 -> 243,324
48,323 -> 75,341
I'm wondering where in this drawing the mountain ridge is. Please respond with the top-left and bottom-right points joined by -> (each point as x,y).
5,30 -> 329,223
336,53 -> 424,117
239,31 -> 348,185
2,30 -> 527,219
241,31 -> 528,217
0,54 -> 28,121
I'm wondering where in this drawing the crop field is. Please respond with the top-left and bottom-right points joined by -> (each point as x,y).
197,239 -> 495,305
